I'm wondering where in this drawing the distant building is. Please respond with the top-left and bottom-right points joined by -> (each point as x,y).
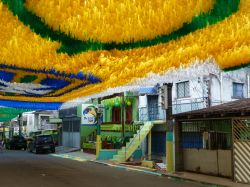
137,67 -> 250,163
21,110 -> 59,136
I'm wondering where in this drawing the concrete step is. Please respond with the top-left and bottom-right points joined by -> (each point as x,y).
118,149 -> 136,156
117,150 -> 126,155
111,122 -> 154,162
132,132 -> 148,138
113,155 -> 126,162
126,141 -> 140,147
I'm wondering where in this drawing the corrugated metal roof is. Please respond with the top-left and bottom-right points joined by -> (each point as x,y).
174,98 -> 250,119
139,86 -> 158,95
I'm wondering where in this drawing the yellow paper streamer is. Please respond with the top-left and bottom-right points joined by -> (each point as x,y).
0,0 -> 249,103
25,0 -> 214,43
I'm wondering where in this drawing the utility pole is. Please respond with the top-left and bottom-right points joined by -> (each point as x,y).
96,116 -> 101,158
162,83 -> 174,172
121,93 -> 125,139
96,99 -> 103,159
3,123 -> 5,140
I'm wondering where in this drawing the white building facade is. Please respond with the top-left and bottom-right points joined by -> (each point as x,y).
172,67 -> 250,114
22,110 -> 59,136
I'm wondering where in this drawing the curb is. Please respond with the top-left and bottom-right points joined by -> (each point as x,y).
90,160 -> 162,177
91,160 -> 226,187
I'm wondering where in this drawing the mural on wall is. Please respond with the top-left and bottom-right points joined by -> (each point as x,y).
0,0 -> 249,109
81,104 -> 97,126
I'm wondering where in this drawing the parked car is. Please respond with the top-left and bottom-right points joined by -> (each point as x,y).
28,134 -> 55,154
6,136 -> 27,150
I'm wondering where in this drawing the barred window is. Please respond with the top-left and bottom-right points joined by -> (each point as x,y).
233,82 -> 244,98
177,81 -> 190,98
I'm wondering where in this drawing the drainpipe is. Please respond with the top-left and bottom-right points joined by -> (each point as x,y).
122,93 -> 125,139
3,124 -> 5,140
208,74 -> 212,107
220,72 -> 223,103
166,83 -> 173,120
96,98 -> 102,159
247,75 -> 250,98
209,73 -> 223,106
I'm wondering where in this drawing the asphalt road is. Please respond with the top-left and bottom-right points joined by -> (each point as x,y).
0,150 -> 207,187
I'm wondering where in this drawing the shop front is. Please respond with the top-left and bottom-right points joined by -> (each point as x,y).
59,107 -> 81,149
97,92 -> 141,160
180,119 -> 232,178
174,98 -> 250,184
81,103 -> 98,154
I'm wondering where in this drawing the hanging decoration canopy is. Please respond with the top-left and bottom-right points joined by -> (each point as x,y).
0,0 -> 249,109
0,107 -> 31,122
101,96 -> 134,108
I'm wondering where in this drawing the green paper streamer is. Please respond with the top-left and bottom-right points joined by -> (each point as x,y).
224,62 -> 250,72
2,0 -> 240,55
0,107 -> 31,114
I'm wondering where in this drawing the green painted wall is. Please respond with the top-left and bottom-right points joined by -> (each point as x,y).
97,148 -> 142,160
97,149 -> 118,160
78,95 -> 138,147
132,96 -> 138,121
103,94 -> 138,123
81,126 -> 96,141
101,131 -> 134,138
77,105 -> 82,118
104,107 -> 112,122
78,100 -> 99,147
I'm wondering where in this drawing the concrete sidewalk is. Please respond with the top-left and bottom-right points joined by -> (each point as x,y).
94,161 -> 250,187
55,146 -> 80,154
51,150 -> 96,162
160,171 -> 250,187
50,152 -> 249,187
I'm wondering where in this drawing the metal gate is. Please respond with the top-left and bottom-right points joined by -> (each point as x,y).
233,119 -> 250,184
62,118 -> 81,148
181,119 -> 232,177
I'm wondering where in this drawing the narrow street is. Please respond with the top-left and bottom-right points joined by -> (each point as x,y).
0,150 -> 207,187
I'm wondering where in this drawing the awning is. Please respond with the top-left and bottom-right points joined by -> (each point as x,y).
139,86 -> 158,95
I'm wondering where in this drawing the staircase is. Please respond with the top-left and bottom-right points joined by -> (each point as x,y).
112,121 -> 153,162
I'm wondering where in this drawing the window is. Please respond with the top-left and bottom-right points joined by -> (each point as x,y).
177,81 -> 190,98
181,120 -> 232,150
233,82 -> 244,98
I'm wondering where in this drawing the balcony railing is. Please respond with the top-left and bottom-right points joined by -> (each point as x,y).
139,106 -> 165,122
139,97 -> 223,120
172,97 -> 208,114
